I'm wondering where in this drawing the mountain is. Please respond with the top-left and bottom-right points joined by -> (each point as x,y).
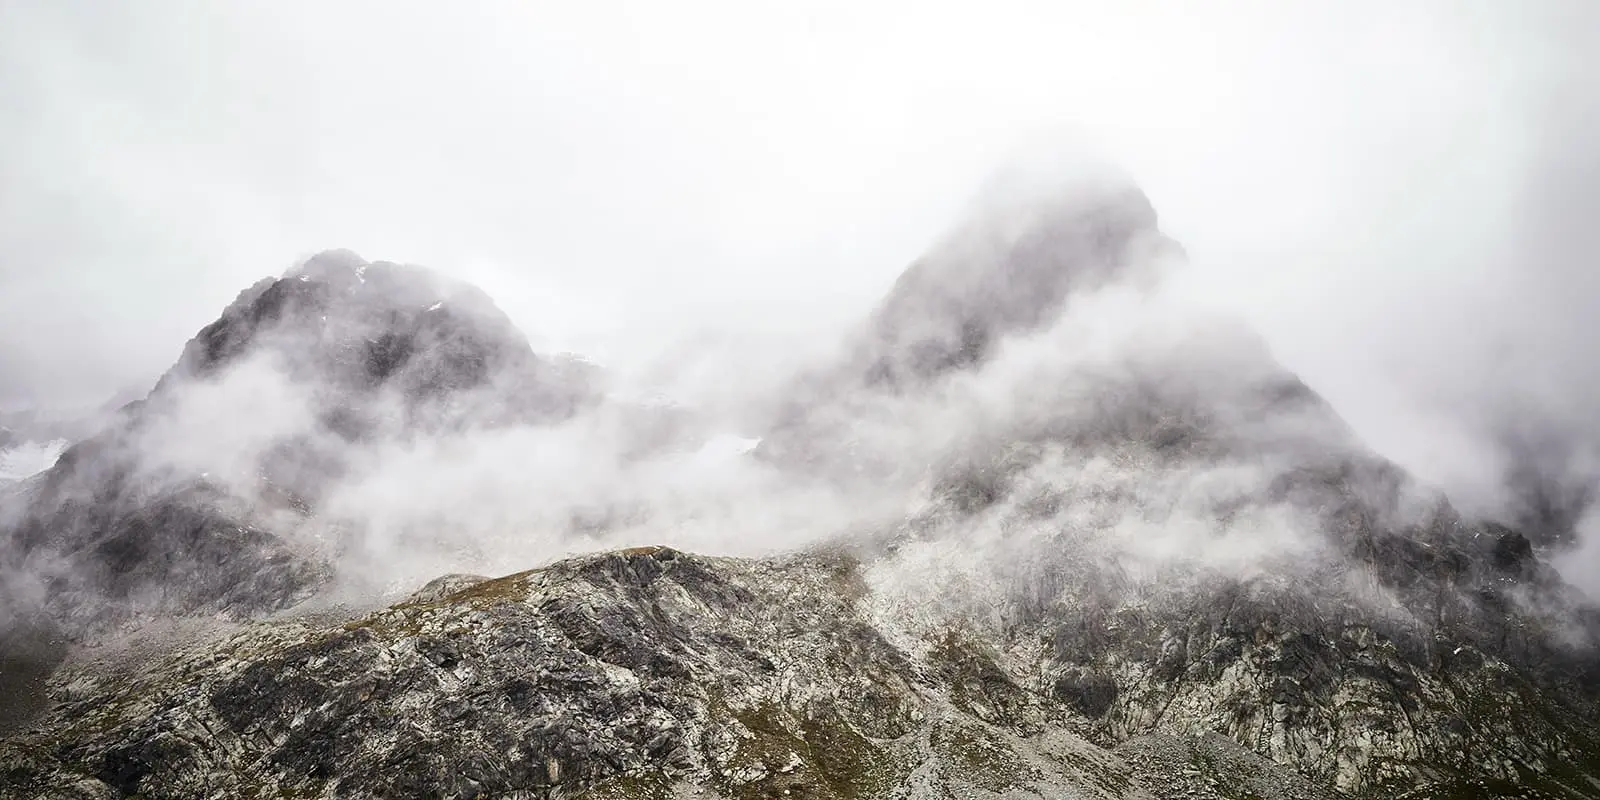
2,183 -> 1599,799
0,251 -> 599,640
756,180 -> 1186,481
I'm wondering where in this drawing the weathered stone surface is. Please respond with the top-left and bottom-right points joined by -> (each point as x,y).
2,545 -> 1596,799
0,548 -> 1323,799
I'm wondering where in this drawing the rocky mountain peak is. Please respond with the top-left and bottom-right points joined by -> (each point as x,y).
3,190 -> 1600,798
154,250 -> 570,430
286,247 -> 367,285
757,180 -> 1189,479
862,181 -> 1177,389
0,252 -> 598,643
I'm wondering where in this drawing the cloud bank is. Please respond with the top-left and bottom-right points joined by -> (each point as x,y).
2,1 -> 1599,596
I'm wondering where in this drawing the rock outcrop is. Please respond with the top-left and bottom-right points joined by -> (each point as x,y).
2,546 -> 1595,798
0,547 -> 1349,800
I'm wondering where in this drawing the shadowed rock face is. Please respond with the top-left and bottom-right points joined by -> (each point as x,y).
158,249 -> 591,434
862,183 -> 1173,389
1495,421 -> 1598,548
3,186 -> 1600,799
0,251 -> 598,642
0,621 -> 66,737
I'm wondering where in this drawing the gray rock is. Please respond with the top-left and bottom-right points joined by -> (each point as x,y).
1,546 -> 1596,798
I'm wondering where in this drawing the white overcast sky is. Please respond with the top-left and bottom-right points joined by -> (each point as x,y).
2,0 -> 1598,500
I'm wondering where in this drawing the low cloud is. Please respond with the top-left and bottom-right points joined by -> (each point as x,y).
1,1 -> 1599,631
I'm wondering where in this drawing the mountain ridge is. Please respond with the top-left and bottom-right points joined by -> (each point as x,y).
2,179 -> 1598,798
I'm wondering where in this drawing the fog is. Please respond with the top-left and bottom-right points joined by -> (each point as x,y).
3,1 -> 1600,596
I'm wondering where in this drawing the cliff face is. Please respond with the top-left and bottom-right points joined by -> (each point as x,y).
2,183 -> 1599,799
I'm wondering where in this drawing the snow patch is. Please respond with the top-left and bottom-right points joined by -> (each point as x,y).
698,434 -> 762,458
677,434 -> 762,471
605,390 -> 678,410
0,438 -> 69,481
428,302 -> 444,311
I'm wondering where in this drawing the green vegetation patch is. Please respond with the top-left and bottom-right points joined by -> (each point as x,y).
712,700 -> 897,800
929,719 -> 1037,793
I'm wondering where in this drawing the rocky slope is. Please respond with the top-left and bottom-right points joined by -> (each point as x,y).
0,546 -> 1348,800
1,545 -> 1594,799
3,180 -> 1599,799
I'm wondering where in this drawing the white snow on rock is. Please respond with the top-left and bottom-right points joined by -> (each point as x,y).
0,438 -> 68,481
696,434 -> 762,458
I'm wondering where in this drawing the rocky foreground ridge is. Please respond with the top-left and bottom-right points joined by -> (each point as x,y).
2,544 -> 1596,799
2,178 -> 1600,799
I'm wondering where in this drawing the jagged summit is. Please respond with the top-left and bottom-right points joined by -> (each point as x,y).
286,247 -> 367,282
757,179 -> 1188,477
864,181 -> 1177,388
154,250 -> 586,430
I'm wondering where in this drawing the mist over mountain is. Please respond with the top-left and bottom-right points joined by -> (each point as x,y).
1,169 -> 1598,798
5,2 -> 1600,798
0,251 -> 612,641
